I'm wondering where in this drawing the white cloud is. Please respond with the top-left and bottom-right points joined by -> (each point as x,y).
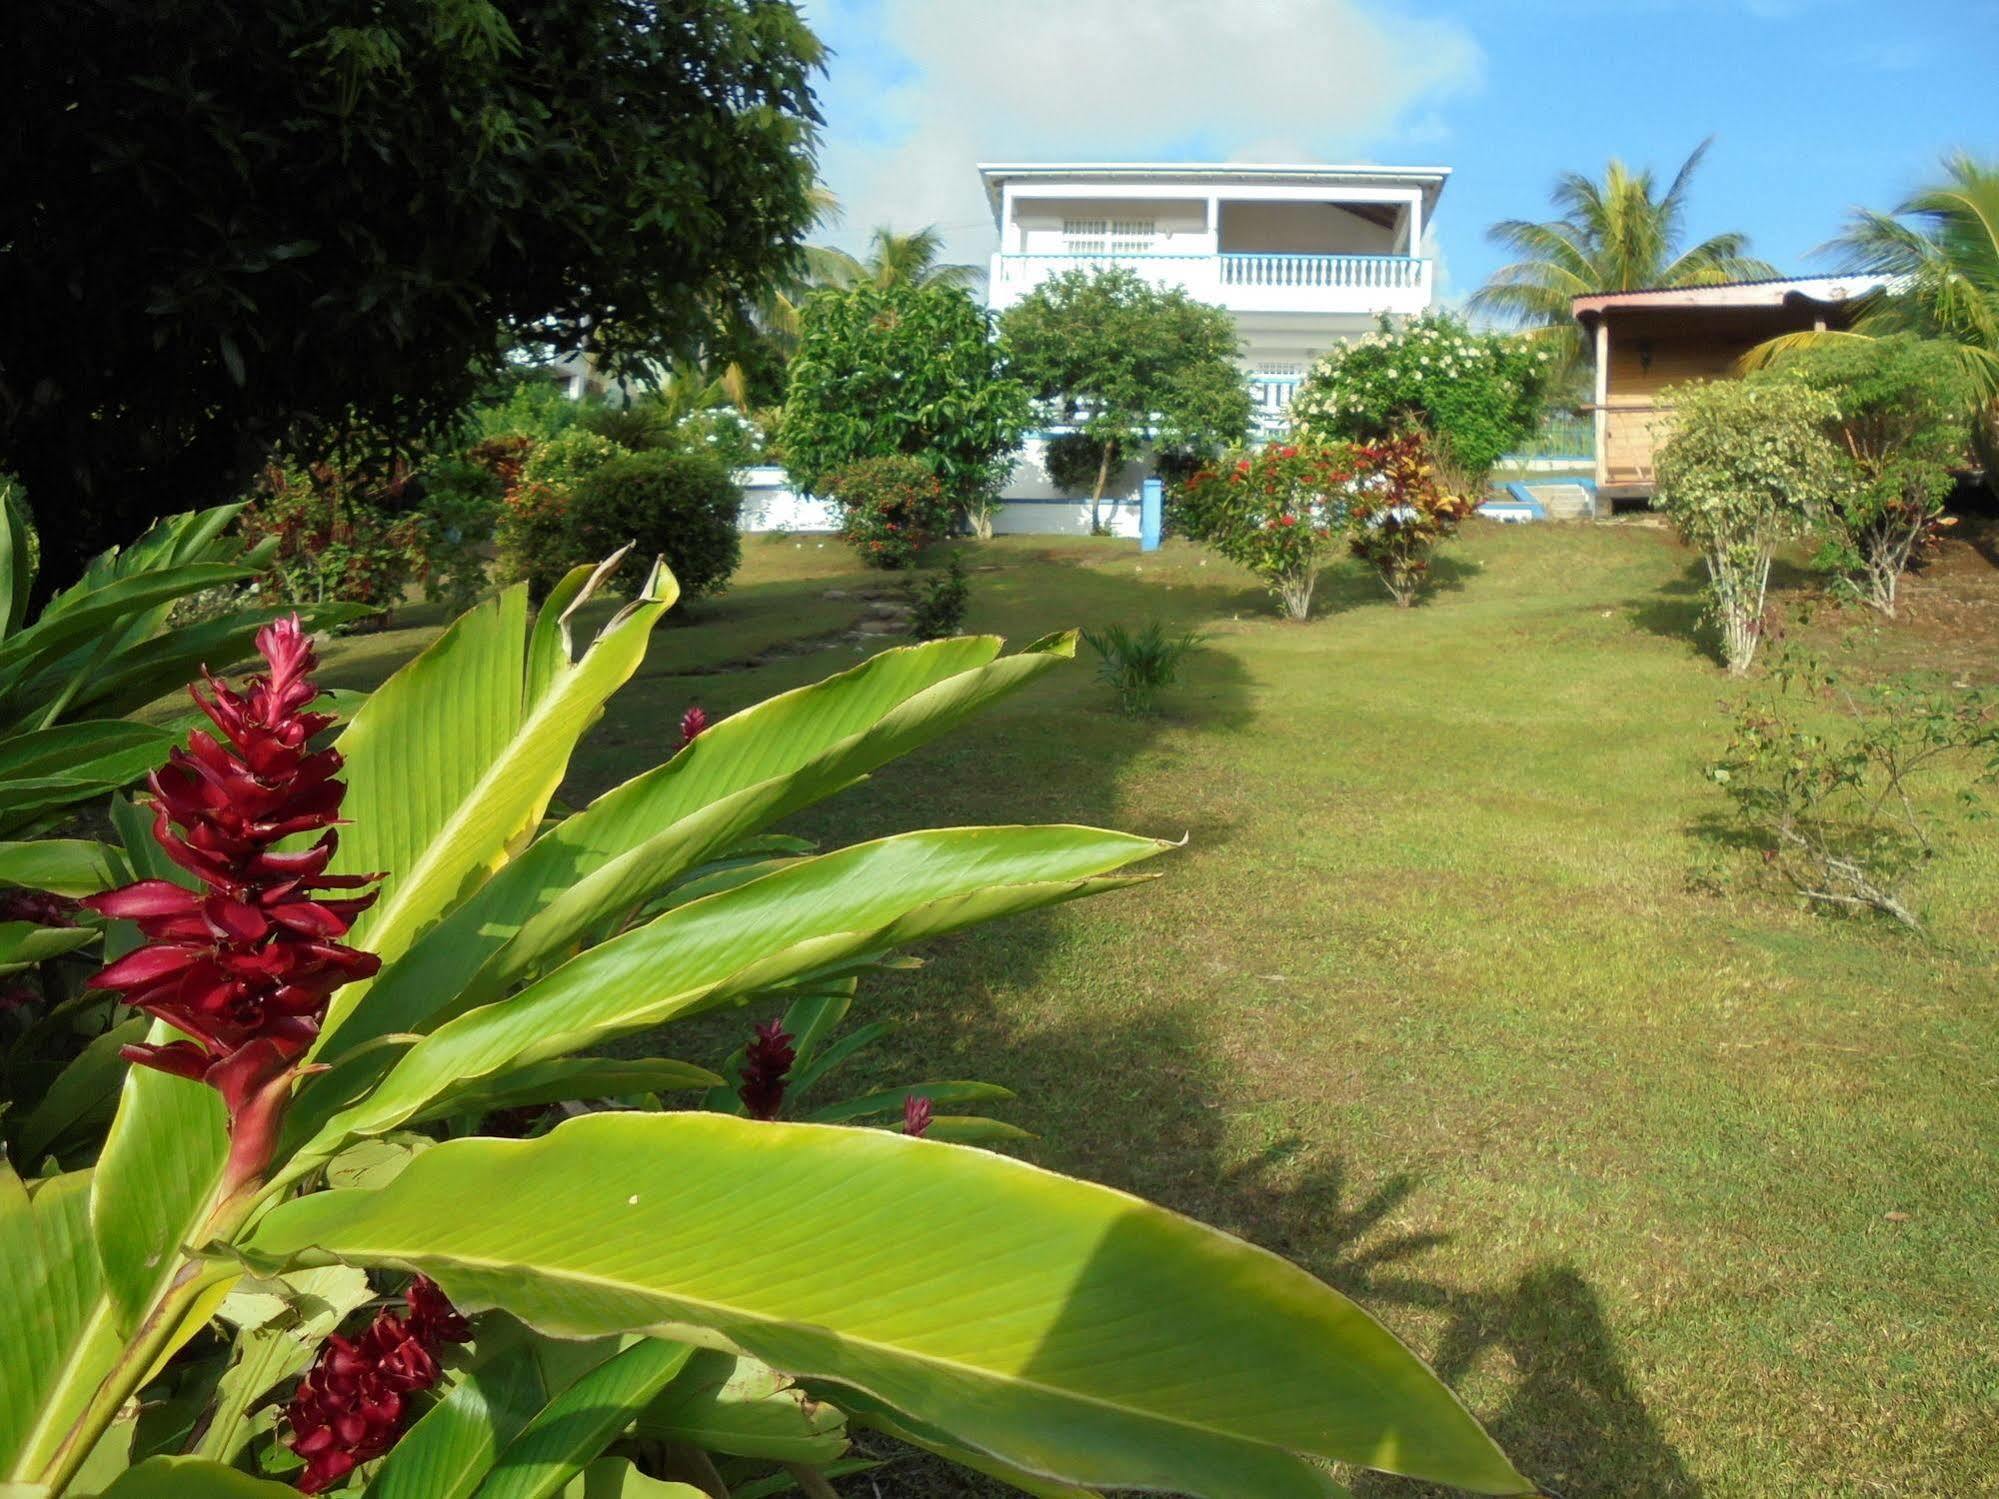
804,0 -> 1483,269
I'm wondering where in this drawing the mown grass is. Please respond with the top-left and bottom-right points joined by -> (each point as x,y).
322,521 -> 1999,1498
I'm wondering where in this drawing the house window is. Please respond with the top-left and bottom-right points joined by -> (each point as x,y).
1063,218 -> 1108,255
1111,218 -> 1157,254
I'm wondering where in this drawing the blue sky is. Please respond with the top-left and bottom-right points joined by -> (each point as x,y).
798,0 -> 1997,311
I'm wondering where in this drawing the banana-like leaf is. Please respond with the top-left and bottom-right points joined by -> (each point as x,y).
635,1350 -> 846,1466
415,1059 -> 724,1124
473,1338 -> 694,1499
836,1389 -> 1107,1499
11,1019 -> 147,1164
85,1454 -> 299,1496
367,1326 -> 555,1499
328,634 -> 1068,1055
199,1267 -> 373,1464
561,1458 -> 707,1499
241,1113 -> 1530,1499
0,1165 -> 120,1480
0,841 -> 127,897
324,565 -> 677,1026
0,923 -> 97,975
294,827 -> 1164,1158
804,1082 -> 1015,1126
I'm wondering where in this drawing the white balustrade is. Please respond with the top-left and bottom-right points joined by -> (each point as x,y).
989,252 -> 1429,313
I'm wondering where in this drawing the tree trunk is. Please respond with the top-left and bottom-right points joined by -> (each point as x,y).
1089,441 -> 1114,535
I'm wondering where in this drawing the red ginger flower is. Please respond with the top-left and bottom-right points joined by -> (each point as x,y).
737,1017 -> 795,1120
81,617 -> 380,1177
287,1276 -> 470,1494
903,1093 -> 932,1137
678,704 -> 709,748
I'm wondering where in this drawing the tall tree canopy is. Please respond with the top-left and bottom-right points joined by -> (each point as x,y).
806,226 -> 980,292
0,0 -> 824,586
1470,139 -> 1776,382
999,267 -> 1252,529
780,282 -> 1030,529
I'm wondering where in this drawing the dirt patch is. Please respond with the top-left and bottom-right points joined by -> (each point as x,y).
1786,513 -> 1999,685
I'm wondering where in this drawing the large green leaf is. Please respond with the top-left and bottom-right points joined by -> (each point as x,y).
328,634 -> 1059,1056
0,1165 -> 119,1480
324,567 -> 676,1028
11,1019 -> 148,1164
473,1338 -> 694,1499
85,1454 -> 298,1497
198,1267 -> 373,1464
560,1459 -> 706,1499
0,842 -> 128,898
367,1327 -> 555,1499
635,1351 -> 846,1466
241,1114 -> 1530,1499
294,826 -> 1164,1156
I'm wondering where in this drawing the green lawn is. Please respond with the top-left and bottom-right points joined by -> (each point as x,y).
323,522 -> 1999,1498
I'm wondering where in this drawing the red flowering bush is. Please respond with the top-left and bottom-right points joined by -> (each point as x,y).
1345,433 -> 1478,607
241,462 -> 426,616
492,479 -> 573,602
824,456 -> 953,569
1174,440 -> 1361,620
81,616 -> 380,1191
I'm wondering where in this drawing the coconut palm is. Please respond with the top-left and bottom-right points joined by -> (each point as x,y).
807,224 -> 979,292
1471,139 -> 1777,381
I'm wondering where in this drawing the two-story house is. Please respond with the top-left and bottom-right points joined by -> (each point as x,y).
982,161 -> 1446,427
978,162 -> 1447,532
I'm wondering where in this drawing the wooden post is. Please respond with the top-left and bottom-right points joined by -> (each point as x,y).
1592,318 -> 1610,497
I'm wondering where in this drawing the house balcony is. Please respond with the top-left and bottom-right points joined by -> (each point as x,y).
987,251 -> 1431,318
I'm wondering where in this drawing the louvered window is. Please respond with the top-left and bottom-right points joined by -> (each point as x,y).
1110,218 -> 1157,254
1062,218 -> 1108,254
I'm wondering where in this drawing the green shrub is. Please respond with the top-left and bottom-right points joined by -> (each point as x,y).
908,554 -> 971,639
1291,310 -> 1553,478
1174,440 -> 1359,620
521,427 -> 630,491
1654,378 -> 1842,674
493,480 -> 575,602
239,459 -> 424,615
1082,621 -> 1207,715
824,456 -> 954,570
568,449 -> 743,600
1761,334 -> 1973,616
413,453 -> 502,614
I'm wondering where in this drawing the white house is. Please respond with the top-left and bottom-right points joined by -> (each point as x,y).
979,162 -> 1447,534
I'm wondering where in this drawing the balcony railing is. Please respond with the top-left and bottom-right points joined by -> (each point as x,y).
1219,253 -> 1423,290
989,252 -> 1429,308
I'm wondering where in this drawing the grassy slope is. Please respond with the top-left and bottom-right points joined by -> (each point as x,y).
323,525 -> 1999,1498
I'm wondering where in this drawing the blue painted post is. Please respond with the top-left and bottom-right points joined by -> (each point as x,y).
1140,477 -> 1163,552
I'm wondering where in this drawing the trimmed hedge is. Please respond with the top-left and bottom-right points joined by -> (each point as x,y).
568,449 -> 743,600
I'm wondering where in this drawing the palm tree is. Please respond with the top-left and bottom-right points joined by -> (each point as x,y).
1754,154 -> 1999,407
806,225 -> 978,292
1470,139 -> 1777,381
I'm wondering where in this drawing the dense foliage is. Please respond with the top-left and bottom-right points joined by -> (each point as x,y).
240,462 -> 425,617
568,451 -> 743,601
0,0 -> 824,588
823,455 -> 955,569
1002,267 -> 1253,530
1654,379 -> 1842,674
1761,335 -> 1972,615
908,553 -> 971,639
1175,441 -> 1360,620
1291,311 -> 1554,477
1709,649 -> 1998,929
0,572 -> 1526,1499
1045,430 -> 1126,495
781,283 -> 1031,536
1346,434 -> 1480,607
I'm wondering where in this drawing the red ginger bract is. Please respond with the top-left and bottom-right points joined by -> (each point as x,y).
81,616 -> 380,1174
286,1276 -> 471,1494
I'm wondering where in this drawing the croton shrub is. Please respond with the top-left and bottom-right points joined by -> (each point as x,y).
1,568 -> 1529,1499
1346,434 -> 1480,608
1174,440 -> 1361,620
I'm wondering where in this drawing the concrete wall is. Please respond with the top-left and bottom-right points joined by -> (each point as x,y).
1217,201 -> 1396,255
1012,197 -> 1208,255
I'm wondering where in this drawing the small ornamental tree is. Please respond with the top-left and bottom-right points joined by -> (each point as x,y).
1176,441 -> 1359,620
1761,334 -> 1972,616
1346,434 -> 1480,607
1654,378 -> 1842,674
1291,311 -> 1553,479
0,573 -> 1529,1499
781,283 -> 1031,537
823,456 -> 954,568
1002,267 -> 1254,532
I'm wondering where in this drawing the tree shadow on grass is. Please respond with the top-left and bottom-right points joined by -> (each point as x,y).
1626,556 -> 1816,669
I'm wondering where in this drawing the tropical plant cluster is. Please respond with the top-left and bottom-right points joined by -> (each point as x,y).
1082,621 -> 1207,716
907,554 -> 972,639
0,560 -> 1527,1499
823,456 -> 956,569
1290,311 -> 1555,479
1346,434 -> 1482,607
1174,441 -> 1360,621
